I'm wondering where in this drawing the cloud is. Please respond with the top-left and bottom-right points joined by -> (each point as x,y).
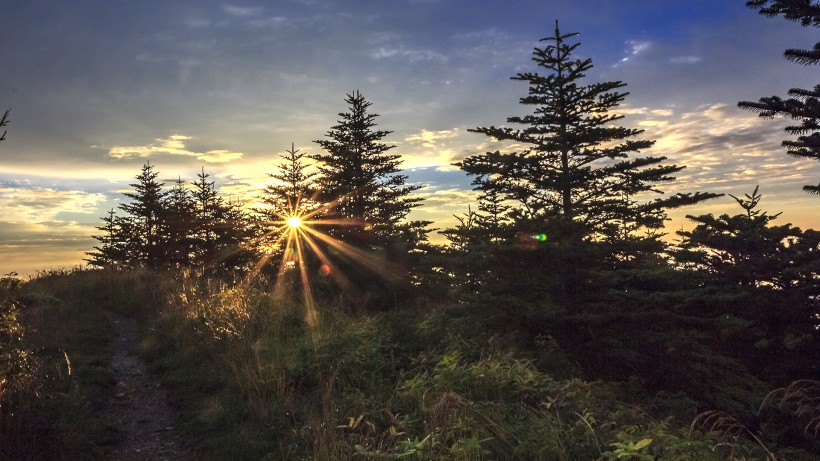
222,4 -> 265,18
0,187 -> 107,223
632,104 -> 816,193
615,40 -> 652,66
370,46 -> 448,63
108,135 -> 244,163
669,56 -> 702,64
401,128 -> 466,170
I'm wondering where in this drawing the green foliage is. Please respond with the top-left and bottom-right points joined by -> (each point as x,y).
311,90 -> 429,249
87,164 -> 258,273
458,23 -> 715,246
0,269 -> 169,459
308,91 -> 433,307
740,0 -> 820,194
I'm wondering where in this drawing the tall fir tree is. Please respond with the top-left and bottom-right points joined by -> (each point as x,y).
86,209 -> 129,268
191,167 -> 222,264
739,0 -> 820,194
163,177 -> 197,267
119,162 -> 169,269
674,185 -> 819,289
311,91 -> 431,252
260,143 -> 320,227
459,23 -> 715,247
310,91 -> 432,306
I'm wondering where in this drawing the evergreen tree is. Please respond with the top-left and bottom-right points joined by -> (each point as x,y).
260,143 -> 320,229
119,162 -> 168,269
674,186 -> 818,289
310,91 -> 432,305
210,197 -> 258,274
190,168 -> 223,265
86,209 -> 130,268
163,177 -> 197,267
311,91 -> 430,251
672,186 -> 820,381
739,0 -> 820,194
459,23 -> 715,246
190,168 -> 256,272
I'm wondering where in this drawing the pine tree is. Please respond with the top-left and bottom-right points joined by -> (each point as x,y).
190,168 -> 222,265
459,23 -> 716,246
311,91 -> 430,251
86,209 -> 129,268
189,168 -> 256,272
210,197 -> 257,274
119,162 -> 169,268
674,185 -> 817,289
739,0 -> 820,194
163,177 -> 197,267
260,143 -> 320,228
310,91 -> 432,306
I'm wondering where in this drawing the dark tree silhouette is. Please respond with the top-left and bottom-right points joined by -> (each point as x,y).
312,91 -> 430,251
120,162 -> 169,269
189,168 -> 256,272
310,91 -> 432,306
260,143 -> 320,227
190,168 -> 223,263
87,164 -> 256,273
674,186 -> 816,288
740,0 -> 820,194
163,177 -> 198,267
459,23 -> 715,247
86,209 -> 130,269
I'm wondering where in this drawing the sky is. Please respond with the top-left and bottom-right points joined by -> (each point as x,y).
1,0 -> 819,276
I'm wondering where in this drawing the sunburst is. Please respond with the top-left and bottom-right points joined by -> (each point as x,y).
246,192 -> 405,338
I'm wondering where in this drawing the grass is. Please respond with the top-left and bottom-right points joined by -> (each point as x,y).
0,268 -> 172,460
135,271 -> 751,460
3,268 -> 818,460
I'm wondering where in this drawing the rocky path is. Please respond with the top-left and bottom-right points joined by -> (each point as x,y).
105,314 -> 197,460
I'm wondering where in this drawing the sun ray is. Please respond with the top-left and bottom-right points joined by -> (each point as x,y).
300,225 -> 406,285
293,229 -> 319,337
297,226 -> 357,297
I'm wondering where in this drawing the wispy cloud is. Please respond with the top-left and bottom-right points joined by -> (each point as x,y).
0,188 -> 107,223
634,104 -> 814,193
222,4 -> 264,18
401,128 -> 465,170
370,46 -> 448,63
615,40 -> 652,66
669,56 -> 702,64
108,135 -> 244,163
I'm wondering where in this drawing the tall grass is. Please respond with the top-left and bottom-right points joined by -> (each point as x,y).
138,271 -> 740,460
5,268 -> 815,459
0,268 -> 174,460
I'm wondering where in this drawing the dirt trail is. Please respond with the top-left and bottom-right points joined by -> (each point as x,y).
105,313 -> 197,460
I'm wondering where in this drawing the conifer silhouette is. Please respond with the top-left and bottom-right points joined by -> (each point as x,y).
740,0 -> 820,194
459,23 -> 715,248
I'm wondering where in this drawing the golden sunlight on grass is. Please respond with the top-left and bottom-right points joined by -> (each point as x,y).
247,212 -> 406,340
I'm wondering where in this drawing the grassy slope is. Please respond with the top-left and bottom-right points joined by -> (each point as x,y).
3,270 -> 817,460
1,270 -> 171,460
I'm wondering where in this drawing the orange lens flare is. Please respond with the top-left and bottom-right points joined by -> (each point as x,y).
287,216 -> 302,228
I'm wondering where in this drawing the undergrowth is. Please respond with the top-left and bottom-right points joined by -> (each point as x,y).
138,271 -> 796,460
4,269 -> 817,460
0,268 -> 172,460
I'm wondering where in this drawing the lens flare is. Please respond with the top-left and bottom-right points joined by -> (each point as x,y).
532,233 -> 547,242
287,216 -> 302,228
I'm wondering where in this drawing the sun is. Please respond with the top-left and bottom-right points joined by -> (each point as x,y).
287,216 -> 302,228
